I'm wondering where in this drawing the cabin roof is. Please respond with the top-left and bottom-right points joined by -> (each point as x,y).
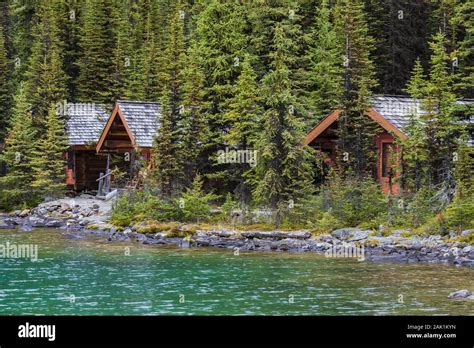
65,104 -> 109,146
370,95 -> 474,131
305,95 -> 474,145
116,100 -> 160,148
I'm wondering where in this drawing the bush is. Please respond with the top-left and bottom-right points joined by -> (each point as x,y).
177,175 -> 218,222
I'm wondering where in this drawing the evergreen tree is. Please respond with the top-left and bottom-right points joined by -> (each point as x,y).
152,6 -> 187,197
0,23 -> 12,141
24,3 -> 68,130
0,86 -> 36,208
223,55 -> 261,210
403,33 -> 461,200
76,0 -> 116,104
334,0 -> 378,178
304,0 -> 343,124
9,0 -> 35,83
181,39 -> 210,187
56,0 -> 83,101
194,0 -> 248,192
31,104 -> 68,198
254,22 -> 314,226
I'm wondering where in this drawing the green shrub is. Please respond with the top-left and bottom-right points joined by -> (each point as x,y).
177,175 -> 218,222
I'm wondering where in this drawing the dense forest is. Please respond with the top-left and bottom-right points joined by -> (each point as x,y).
0,0 -> 472,233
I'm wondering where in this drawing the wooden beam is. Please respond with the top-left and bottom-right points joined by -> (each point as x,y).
367,108 -> 408,140
304,110 -> 341,145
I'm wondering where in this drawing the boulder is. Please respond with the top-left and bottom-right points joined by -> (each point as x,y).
448,289 -> 472,299
28,216 -> 45,227
461,229 -> 473,237
0,219 -> 12,229
60,202 -> 71,212
331,228 -> 360,240
349,230 -> 371,241
19,209 -> 31,218
18,223 -> 33,232
45,220 -> 63,228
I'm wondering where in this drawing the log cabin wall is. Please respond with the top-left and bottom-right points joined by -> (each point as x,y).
67,149 -> 108,191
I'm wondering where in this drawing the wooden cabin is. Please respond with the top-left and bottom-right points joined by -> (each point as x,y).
65,104 -> 110,191
305,95 -> 473,194
65,100 -> 160,192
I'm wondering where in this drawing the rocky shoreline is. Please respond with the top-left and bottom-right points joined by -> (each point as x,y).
1,199 -> 474,267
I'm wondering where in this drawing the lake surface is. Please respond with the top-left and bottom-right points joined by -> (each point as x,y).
0,228 -> 473,315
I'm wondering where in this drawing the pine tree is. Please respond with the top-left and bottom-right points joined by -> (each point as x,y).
152,6 -> 187,197
76,0 -> 116,104
24,3 -> 67,130
304,0 -> 343,124
9,0 -> 36,83
334,0 -> 378,178
56,0 -> 83,101
223,55 -> 261,210
403,33 -> 461,199
0,86 -> 36,208
194,0 -> 248,192
31,104 -> 68,198
181,39 -> 210,187
254,22 -> 314,226
0,23 -> 12,141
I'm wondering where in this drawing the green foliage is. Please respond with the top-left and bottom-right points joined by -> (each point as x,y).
333,0 -> 379,177
24,3 -> 67,130
304,0 -> 343,125
0,23 -> 12,141
0,86 -> 37,209
318,171 -> 387,228
179,175 -> 218,222
31,104 -> 68,199
76,0 -> 116,104
254,21 -> 314,226
152,6 -> 187,197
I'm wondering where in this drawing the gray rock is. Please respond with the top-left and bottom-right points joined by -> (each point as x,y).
331,228 -> 360,240
28,216 -> 45,227
60,202 -> 71,212
448,289 -> 472,299
461,229 -> 473,237
18,223 -> 33,232
45,220 -> 63,228
134,233 -> 147,242
19,209 -> 31,217
0,219 -> 12,229
349,230 -> 371,241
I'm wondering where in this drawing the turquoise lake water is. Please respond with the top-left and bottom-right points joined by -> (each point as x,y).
0,228 -> 473,315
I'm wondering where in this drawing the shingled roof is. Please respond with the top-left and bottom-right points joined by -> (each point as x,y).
370,95 -> 474,132
116,100 -> 160,147
64,103 -> 109,146
305,95 -> 474,145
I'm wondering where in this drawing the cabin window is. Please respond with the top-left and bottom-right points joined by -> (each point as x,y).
381,143 -> 393,177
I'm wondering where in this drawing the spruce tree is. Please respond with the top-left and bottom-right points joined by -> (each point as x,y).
334,0 -> 378,178
0,86 -> 36,208
76,0 -> 116,104
403,33 -> 461,200
194,0 -> 248,192
304,0 -> 343,124
25,3 -> 67,130
223,55 -> 261,210
0,23 -> 12,141
152,6 -> 187,197
181,39 -> 210,187
31,104 -> 68,199
254,22 -> 314,226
